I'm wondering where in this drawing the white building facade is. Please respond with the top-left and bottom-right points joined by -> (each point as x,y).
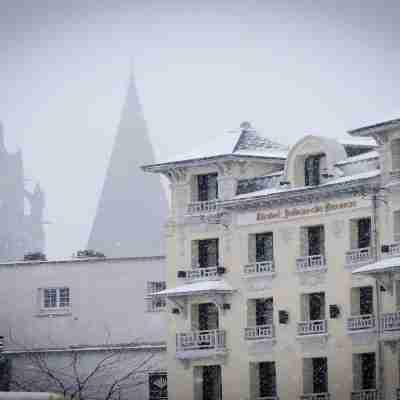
0,256 -> 168,399
143,120 -> 400,400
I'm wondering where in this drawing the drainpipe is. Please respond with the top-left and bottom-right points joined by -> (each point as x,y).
372,192 -> 384,400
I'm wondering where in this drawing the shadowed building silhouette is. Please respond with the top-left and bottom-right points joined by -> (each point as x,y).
0,122 -> 45,261
87,73 -> 168,257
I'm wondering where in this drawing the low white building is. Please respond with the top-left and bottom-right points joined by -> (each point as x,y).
0,256 -> 168,400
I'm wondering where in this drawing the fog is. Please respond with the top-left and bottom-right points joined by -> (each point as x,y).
1,0 -> 399,258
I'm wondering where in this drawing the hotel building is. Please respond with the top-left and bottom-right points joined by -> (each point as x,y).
143,119 -> 400,400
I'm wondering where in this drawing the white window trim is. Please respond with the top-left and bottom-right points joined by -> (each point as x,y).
145,281 -> 166,313
37,287 -> 72,317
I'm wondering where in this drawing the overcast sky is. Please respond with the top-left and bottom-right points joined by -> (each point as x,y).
1,0 -> 399,258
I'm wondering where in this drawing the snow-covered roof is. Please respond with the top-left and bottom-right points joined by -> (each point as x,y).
142,124 -> 288,170
154,280 -> 233,297
336,151 -> 379,166
234,170 -> 381,200
352,257 -> 400,275
349,118 -> 400,136
339,138 -> 377,147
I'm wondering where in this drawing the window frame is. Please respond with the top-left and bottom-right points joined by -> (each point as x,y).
38,287 -> 71,316
146,281 -> 167,313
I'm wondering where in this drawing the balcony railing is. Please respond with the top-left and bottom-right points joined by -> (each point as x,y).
297,320 -> 327,336
351,389 -> 378,400
187,199 -> 219,215
347,314 -> 375,331
345,247 -> 372,266
176,329 -> 226,351
245,324 -> 274,340
382,242 -> 400,258
184,266 -> 220,281
296,255 -> 326,272
390,169 -> 400,180
300,393 -> 330,400
244,261 -> 275,276
381,311 -> 400,332
256,397 -> 279,400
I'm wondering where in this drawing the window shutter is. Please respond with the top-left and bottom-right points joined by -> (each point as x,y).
301,294 -> 310,321
208,174 -> 218,200
320,226 -> 325,257
351,288 -> 360,315
350,220 -> 359,250
194,367 -> 203,400
247,299 -> 256,327
191,175 -> 199,202
394,211 -> 400,242
303,358 -> 313,394
248,234 -> 256,263
249,363 -> 259,400
208,239 -> 219,267
37,288 -> 43,311
191,304 -> 199,331
300,228 -> 308,257
392,139 -> 400,170
352,354 -> 361,391
396,281 -> 400,309
191,240 -> 199,268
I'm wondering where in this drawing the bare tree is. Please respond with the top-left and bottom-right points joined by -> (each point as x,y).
7,343 -> 161,400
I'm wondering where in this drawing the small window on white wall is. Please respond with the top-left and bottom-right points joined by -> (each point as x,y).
146,281 -> 166,312
38,287 -> 71,315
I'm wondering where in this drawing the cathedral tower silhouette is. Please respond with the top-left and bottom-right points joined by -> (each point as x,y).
87,72 -> 168,257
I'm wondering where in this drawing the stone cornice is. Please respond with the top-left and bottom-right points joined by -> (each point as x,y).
222,175 -> 381,211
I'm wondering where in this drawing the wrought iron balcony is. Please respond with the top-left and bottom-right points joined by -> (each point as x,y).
345,247 -> 372,266
187,199 -> 219,215
297,320 -> 327,336
381,311 -> 400,332
347,314 -> 375,332
351,389 -> 378,400
296,255 -> 326,272
382,242 -> 400,258
245,324 -> 274,340
300,393 -> 330,400
256,397 -> 279,400
176,329 -> 226,352
243,261 -> 275,276
390,169 -> 400,180
178,266 -> 225,281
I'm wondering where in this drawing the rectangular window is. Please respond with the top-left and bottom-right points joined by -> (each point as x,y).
350,286 -> 373,315
42,287 -> 70,309
303,357 -> 328,394
259,362 -> 277,397
197,173 -> 218,201
255,232 -> 274,262
197,239 -> 219,268
353,353 -> 376,390
301,292 -> 325,321
305,154 -> 324,186
146,281 -> 166,312
149,372 -> 168,400
255,298 -> 274,326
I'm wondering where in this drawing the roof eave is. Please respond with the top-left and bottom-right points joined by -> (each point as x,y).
348,119 -> 400,137
142,154 -> 286,173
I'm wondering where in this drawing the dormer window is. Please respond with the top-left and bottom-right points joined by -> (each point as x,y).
304,154 -> 325,186
197,173 -> 218,201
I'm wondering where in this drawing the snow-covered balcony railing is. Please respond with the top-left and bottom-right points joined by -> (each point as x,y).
187,199 -> 219,215
345,247 -> 372,266
176,329 -> 226,351
256,397 -> 279,400
297,320 -> 327,336
299,393 -> 330,400
351,389 -> 378,400
243,261 -> 275,277
296,255 -> 326,272
381,311 -> 400,332
244,324 -> 274,340
382,242 -> 400,258
390,169 -> 400,180
178,266 -> 226,281
347,314 -> 375,332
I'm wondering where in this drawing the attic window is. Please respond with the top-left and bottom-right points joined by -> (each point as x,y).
304,154 -> 324,186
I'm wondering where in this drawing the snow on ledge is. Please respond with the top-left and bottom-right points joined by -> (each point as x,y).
154,280 -> 233,297
352,257 -> 400,275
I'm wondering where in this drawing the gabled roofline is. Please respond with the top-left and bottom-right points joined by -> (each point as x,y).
142,153 -> 286,173
348,118 -> 400,136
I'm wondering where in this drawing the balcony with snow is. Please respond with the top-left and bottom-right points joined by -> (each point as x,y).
345,218 -> 373,268
245,297 -> 275,343
297,293 -> 328,341
176,302 -> 227,361
244,232 -> 275,279
297,226 -> 326,273
347,286 -> 376,335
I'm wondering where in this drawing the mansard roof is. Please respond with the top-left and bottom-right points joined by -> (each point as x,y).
142,122 -> 288,171
348,117 -> 400,136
